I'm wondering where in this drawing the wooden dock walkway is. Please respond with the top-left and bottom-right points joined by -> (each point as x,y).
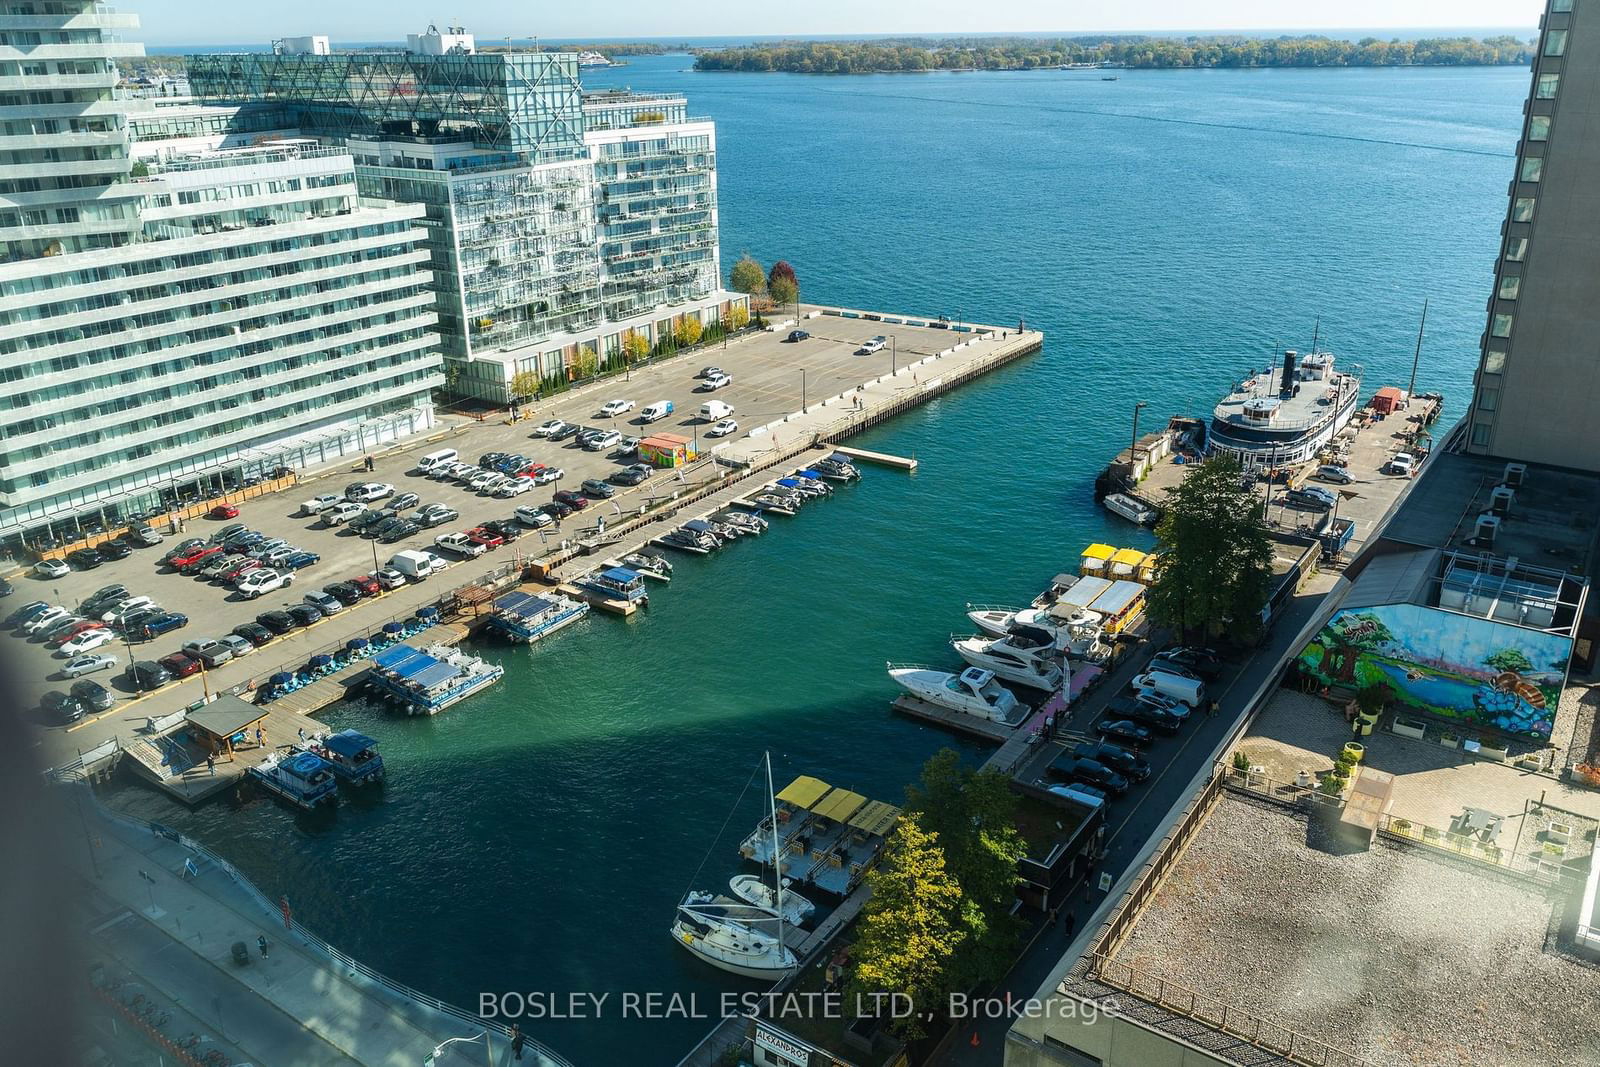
889,694 -> 1016,743
792,882 -> 871,959
830,445 -> 917,472
125,706 -> 332,805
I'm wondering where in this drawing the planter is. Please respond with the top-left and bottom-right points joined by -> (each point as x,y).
1438,733 -> 1460,750
1477,744 -> 1509,762
1391,717 -> 1428,741
1342,742 -> 1365,764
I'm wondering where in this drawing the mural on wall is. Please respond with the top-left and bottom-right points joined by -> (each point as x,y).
1298,602 -> 1571,739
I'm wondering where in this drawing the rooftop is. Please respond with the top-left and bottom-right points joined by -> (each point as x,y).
1212,350 -> 1361,437
1069,794 -> 1600,1067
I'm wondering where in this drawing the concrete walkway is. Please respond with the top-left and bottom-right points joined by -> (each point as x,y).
71,800 -> 563,1067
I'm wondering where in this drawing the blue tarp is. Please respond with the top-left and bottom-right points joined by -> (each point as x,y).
322,730 -> 377,758
600,567 -> 638,584
284,752 -> 326,777
412,662 -> 464,691
372,644 -> 418,670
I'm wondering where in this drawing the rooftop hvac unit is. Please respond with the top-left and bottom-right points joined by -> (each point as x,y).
1475,513 -> 1501,544
1503,462 -> 1527,488
1490,486 -> 1515,515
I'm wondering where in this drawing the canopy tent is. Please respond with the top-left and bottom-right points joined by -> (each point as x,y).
846,799 -> 901,838
601,567 -> 640,584
322,730 -> 378,759
1089,579 -> 1145,618
812,788 -> 867,825
1109,547 -> 1148,578
1058,575 -> 1113,610
776,775 -> 830,809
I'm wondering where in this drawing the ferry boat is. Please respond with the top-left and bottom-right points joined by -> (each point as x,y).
248,750 -> 338,809
576,566 -> 649,606
484,590 -> 588,644
366,643 -> 505,716
1206,348 -> 1362,470
297,729 -> 385,786
1103,492 -> 1159,526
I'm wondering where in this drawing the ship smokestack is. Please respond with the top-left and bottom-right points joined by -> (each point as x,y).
1280,350 -> 1297,398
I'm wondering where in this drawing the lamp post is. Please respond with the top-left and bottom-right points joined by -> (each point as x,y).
891,335 -> 897,375
1129,401 -> 1148,464
801,368 -> 807,414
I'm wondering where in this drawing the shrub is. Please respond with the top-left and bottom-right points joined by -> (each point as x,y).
1232,751 -> 1250,771
1318,775 -> 1344,796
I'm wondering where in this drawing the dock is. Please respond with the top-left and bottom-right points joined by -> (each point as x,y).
889,693 -> 1017,743
830,445 -> 917,472
122,705 -> 334,804
556,582 -> 641,616
267,620 -> 470,718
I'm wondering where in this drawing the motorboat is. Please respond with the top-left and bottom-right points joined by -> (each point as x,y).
366,643 -> 506,715
621,551 -> 673,578
952,629 -> 1065,691
1103,492 -> 1159,526
672,753 -> 799,981
790,470 -> 833,494
748,493 -> 798,516
775,477 -> 827,498
705,518 -> 743,540
887,664 -> 1027,725
248,750 -> 338,809
719,511 -> 768,536
683,518 -> 726,546
484,591 -> 589,644
966,604 -> 1110,661
812,455 -> 861,481
659,526 -> 719,553
729,874 -> 815,926
576,566 -> 649,605
294,729 -> 385,785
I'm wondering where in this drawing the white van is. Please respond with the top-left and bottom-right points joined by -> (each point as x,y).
388,549 -> 437,580
640,401 -> 674,423
416,448 -> 459,474
699,400 -> 734,421
1132,670 -> 1205,707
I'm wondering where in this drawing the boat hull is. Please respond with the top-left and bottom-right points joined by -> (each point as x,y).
669,922 -> 796,981
953,646 -> 1062,692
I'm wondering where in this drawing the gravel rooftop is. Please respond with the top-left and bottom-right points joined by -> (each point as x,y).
1106,795 -> 1600,1067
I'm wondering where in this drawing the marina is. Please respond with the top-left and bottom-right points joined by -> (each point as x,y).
482,590 -> 590,644
363,643 -> 506,716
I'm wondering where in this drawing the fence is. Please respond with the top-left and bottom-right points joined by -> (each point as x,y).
83,791 -> 577,1067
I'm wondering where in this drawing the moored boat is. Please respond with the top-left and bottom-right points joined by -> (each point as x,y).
248,750 -> 338,809
576,566 -> 650,606
729,874 -> 815,926
366,643 -> 505,715
1103,492 -> 1159,526
951,629 -> 1065,691
484,591 -> 588,644
886,664 -> 1027,725
620,551 -> 673,579
297,729 -> 385,785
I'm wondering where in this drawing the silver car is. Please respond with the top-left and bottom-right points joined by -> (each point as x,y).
62,652 -> 118,678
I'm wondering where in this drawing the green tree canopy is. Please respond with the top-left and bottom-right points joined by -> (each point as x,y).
844,813 -> 964,1040
769,276 -> 799,307
572,345 -> 599,380
622,330 -> 651,363
730,255 -> 766,296
904,749 -> 1027,992
1146,455 -> 1275,640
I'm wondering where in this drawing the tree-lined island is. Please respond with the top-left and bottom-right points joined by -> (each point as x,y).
692,34 -> 1535,73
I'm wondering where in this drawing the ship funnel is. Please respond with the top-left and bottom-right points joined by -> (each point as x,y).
1280,351 -> 1298,397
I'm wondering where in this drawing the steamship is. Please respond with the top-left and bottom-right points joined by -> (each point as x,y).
1205,349 -> 1362,470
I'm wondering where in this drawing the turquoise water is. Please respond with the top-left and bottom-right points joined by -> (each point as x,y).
104,61 -> 1526,1064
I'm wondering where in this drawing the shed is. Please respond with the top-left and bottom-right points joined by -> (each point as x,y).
639,432 -> 695,468
1371,386 -> 1407,414
185,695 -> 268,758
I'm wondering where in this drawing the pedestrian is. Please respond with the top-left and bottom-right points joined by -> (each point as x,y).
206,754 -> 215,775
1044,713 -> 1055,738
256,725 -> 265,748
297,727 -> 305,741
257,934 -> 269,958
1063,912 -> 1077,938
511,1024 -> 525,1062
1047,905 -> 1059,927
1208,699 -> 1220,718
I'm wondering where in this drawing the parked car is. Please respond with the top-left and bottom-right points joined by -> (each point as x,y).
579,479 -> 617,499
1313,465 -> 1354,485
347,482 -> 396,502
209,503 -> 240,519
298,493 -> 344,516
391,492 -> 421,512
531,419 -> 569,438
1284,486 -> 1337,511
435,531 -> 486,558
100,596 -> 156,622
286,603 -> 324,627
139,612 -> 189,639
483,519 -> 522,542
255,610 -> 297,635
478,452 -> 508,470
58,628 -> 115,656
856,336 -> 887,355
1110,697 -> 1184,734
323,501 -> 367,527
532,466 -> 564,485
1151,646 -> 1224,679
69,679 -> 114,712
67,548 -> 104,570
599,399 -> 635,417
218,634 -> 256,659
126,524 -> 164,547
34,558 -> 69,578
161,538 -> 206,563
237,568 -> 292,599
194,553 -> 237,581
695,366 -> 723,379
322,582 -> 363,606
465,526 -> 504,549
639,401 -> 674,423
158,651 -> 203,678
7,600 -> 50,626
211,524 -> 250,546
126,660 -> 173,691
349,574 -> 382,597
222,532 -> 266,554
541,500 -> 574,520
42,690 -> 86,724
1047,756 -> 1130,795
378,519 -> 420,544
95,540 -> 132,561
231,622 -> 275,648
260,545 -> 299,567
114,607 -> 163,635
616,436 -> 640,456
497,476 -> 536,497
170,544 -> 223,571
61,652 -> 118,678
705,418 -> 739,438
40,614 -> 89,640
786,329 -> 810,342
374,568 -> 407,590
611,464 -> 651,487
1386,452 -> 1416,476
549,422 -> 582,441
1072,742 -> 1151,781
1094,719 -> 1154,746
81,585 -> 129,613
181,639 -> 233,669
415,504 -> 459,528
584,430 -> 622,452
280,551 -> 320,571
24,606 -> 70,635
217,556 -> 263,584
700,371 -> 732,391
553,490 -> 589,510
515,505 -> 554,528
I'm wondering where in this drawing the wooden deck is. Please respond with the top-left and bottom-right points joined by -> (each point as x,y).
264,621 -> 471,718
830,445 -> 917,472
889,694 -> 1016,743
123,706 -> 331,804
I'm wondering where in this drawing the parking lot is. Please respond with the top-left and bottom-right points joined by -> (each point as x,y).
12,309 -> 986,730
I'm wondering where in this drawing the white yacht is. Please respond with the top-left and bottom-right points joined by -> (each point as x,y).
887,665 -> 1026,724
729,875 -> 815,926
952,631 -> 1064,691
1103,492 -> 1159,526
966,604 -> 1110,662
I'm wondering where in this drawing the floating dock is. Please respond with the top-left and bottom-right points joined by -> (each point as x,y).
889,693 -> 1017,743
831,445 -> 917,472
556,581 -> 641,616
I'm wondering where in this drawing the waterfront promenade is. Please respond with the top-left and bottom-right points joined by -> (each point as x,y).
69,793 -> 563,1066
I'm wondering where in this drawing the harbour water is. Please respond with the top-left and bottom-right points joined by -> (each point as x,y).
102,60 -> 1526,1064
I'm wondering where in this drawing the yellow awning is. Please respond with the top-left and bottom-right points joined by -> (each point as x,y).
812,788 -> 867,824
847,799 -> 901,838
1081,543 -> 1116,562
776,775 -> 830,809
1110,548 -> 1147,567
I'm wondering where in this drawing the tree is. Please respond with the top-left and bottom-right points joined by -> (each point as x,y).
904,749 -> 1027,992
768,276 -> 798,308
768,260 -> 798,293
509,369 -> 540,404
622,330 -> 651,365
730,255 -> 766,296
1317,612 -> 1395,684
572,345 -> 599,380
1146,455 -> 1275,641
844,813 -> 964,1040
1483,648 -> 1534,675
727,304 -> 750,330
673,314 -> 703,348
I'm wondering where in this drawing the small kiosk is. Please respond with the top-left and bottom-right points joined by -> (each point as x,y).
1079,543 -> 1116,577
638,433 -> 695,468
185,696 -> 269,761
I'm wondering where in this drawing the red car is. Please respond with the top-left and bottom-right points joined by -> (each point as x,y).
465,526 -> 504,548
209,503 -> 240,519
49,619 -> 109,646
158,651 -> 203,678
349,574 -> 381,597
170,544 -> 223,569
520,462 -> 548,478
552,490 -> 589,510
217,557 -> 262,583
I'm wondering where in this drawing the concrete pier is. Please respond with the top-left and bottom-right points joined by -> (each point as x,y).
830,444 -> 918,471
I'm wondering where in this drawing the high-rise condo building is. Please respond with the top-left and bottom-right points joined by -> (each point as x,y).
1463,0 -> 1598,468
0,3 -> 441,556
186,29 -> 738,404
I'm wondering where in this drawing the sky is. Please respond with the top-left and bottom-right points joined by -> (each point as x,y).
131,1 -> 1543,46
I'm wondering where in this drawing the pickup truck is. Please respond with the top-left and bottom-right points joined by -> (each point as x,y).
434,531 -> 486,558
181,639 -> 234,669
170,544 -> 224,570
299,493 -> 343,516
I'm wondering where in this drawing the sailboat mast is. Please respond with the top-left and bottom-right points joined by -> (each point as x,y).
1310,317 -> 1320,354
766,751 -> 785,956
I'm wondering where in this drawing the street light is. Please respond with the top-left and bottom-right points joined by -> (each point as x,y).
891,335 -> 897,375
1129,401 -> 1148,464
801,368 -> 807,414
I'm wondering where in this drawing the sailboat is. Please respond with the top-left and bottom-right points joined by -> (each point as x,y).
669,753 -> 800,980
